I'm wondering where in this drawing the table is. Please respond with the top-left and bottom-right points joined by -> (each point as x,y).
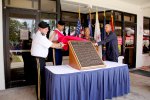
45,61 -> 130,100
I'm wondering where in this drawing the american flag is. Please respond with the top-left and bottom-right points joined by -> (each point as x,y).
75,19 -> 81,36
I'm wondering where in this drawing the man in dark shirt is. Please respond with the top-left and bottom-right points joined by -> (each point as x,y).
95,24 -> 119,62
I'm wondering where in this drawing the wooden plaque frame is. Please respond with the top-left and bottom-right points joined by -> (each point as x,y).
68,41 -> 106,70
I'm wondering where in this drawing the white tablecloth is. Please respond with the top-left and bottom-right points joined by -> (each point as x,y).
45,61 -> 127,74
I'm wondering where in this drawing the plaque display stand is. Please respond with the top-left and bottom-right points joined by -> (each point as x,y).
69,41 -> 105,70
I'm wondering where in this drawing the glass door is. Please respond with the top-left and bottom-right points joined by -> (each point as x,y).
7,11 -> 37,88
143,18 -> 150,54
3,0 -> 60,88
124,14 -> 136,68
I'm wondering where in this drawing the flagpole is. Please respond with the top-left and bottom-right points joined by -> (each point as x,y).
75,3 -> 82,37
111,10 -> 113,15
89,7 -> 91,23
96,7 -> 98,15
111,10 -> 114,32
78,5 -> 81,21
88,6 -> 93,38
103,10 -> 106,39
103,10 -> 106,61
104,10 -> 106,18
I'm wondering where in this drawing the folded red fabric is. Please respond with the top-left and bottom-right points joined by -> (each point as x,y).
54,30 -> 86,50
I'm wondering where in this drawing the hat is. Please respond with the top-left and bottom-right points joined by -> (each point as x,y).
57,20 -> 65,25
38,21 -> 49,28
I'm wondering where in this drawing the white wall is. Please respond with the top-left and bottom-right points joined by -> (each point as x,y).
143,8 -> 150,17
136,10 -> 144,68
0,0 -> 5,90
0,0 -> 149,90
64,0 -> 140,14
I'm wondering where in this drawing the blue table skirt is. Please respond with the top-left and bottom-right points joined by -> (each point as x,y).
46,65 -> 130,100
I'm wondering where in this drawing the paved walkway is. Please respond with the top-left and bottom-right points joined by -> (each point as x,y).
0,73 -> 150,100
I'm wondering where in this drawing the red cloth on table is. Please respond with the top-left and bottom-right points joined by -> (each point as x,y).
54,30 -> 86,50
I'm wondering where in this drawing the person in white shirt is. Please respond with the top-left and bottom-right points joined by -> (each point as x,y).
31,21 -> 64,100
49,21 -> 65,65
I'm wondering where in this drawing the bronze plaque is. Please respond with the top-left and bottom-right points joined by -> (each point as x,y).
69,41 -> 105,70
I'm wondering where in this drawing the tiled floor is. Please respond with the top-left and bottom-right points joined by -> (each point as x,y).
0,85 -> 36,100
0,73 -> 150,100
112,73 -> 150,100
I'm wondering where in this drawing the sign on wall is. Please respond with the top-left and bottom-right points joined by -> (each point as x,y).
20,29 -> 29,40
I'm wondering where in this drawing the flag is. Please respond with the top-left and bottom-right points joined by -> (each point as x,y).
94,10 -> 102,58
88,19 -> 93,37
75,19 -> 81,36
94,11 -> 101,42
110,13 -> 114,32
102,11 -> 107,60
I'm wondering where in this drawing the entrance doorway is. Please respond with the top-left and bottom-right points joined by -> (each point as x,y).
5,9 -> 38,88
3,0 -> 60,88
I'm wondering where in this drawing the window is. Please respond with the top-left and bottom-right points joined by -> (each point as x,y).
143,18 -> 150,54
69,22 -> 77,36
61,12 -> 84,36
124,24 -> 135,48
124,14 -> 135,23
5,0 -> 38,9
124,14 -> 136,48
62,12 -> 79,22
114,12 -> 123,55
40,13 -> 57,32
64,22 -> 70,36
115,12 -> 122,21
41,0 -> 56,12
115,23 -> 123,55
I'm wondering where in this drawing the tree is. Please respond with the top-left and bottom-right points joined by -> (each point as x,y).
9,19 -> 22,42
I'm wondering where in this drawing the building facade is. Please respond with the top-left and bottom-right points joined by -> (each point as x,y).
0,0 -> 150,90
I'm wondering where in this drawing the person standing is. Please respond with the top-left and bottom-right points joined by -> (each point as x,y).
49,21 -> 65,65
95,24 -> 119,62
22,31 -> 36,85
83,27 -> 94,41
31,21 -> 64,100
